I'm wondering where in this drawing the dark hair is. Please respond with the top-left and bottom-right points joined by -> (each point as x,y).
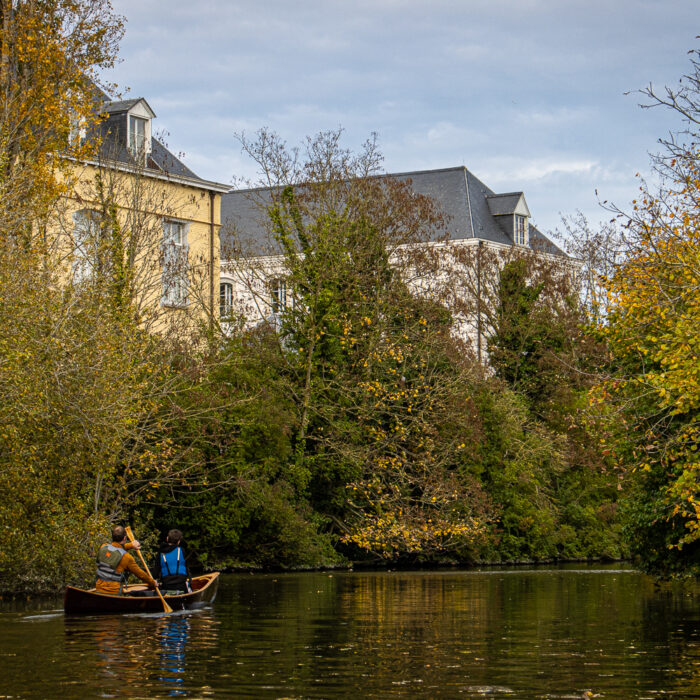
167,529 -> 182,545
112,526 -> 126,542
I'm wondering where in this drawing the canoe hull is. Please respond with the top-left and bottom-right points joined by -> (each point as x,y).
64,572 -> 219,615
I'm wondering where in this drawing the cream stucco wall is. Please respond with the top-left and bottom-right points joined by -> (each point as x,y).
54,161 -> 223,335
220,237 -> 575,361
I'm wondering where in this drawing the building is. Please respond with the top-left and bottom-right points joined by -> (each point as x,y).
218,165 -> 565,351
59,93 -> 229,332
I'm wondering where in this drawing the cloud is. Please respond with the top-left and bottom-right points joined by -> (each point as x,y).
109,0 -> 700,237
481,157 -> 600,185
513,107 -> 592,127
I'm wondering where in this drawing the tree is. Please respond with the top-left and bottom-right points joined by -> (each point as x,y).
488,258 -> 566,403
595,150 -> 700,575
0,0 -> 123,239
417,210 -> 624,561
225,129 -> 493,561
0,2 -> 244,591
0,0 -> 129,592
594,46 -> 700,576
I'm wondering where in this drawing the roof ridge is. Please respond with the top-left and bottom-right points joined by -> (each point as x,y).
383,165 -> 470,178
226,165 -> 478,195
462,167 -> 475,239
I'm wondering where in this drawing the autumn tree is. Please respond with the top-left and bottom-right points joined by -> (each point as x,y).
0,1 -> 234,591
596,170 -> 700,574
0,0 -> 123,238
591,53 -> 700,575
414,211 -> 623,561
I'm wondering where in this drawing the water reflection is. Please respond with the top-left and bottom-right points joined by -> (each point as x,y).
61,609 -> 218,698
92,615 -> 144,689
157,615 -> 190,696
1,567 -> 700,698
214,567 -> 700,698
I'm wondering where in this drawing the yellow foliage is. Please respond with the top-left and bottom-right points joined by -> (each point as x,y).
599,148 -> 700,549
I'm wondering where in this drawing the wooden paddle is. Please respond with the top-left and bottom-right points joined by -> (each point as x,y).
125,525 -> 173,613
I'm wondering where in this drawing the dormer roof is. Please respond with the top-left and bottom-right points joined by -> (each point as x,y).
103,97 -> 156,119
486,192 -> 530,218
90,93 -> 227,192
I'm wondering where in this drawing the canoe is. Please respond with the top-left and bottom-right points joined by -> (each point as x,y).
64,572 -> 220,615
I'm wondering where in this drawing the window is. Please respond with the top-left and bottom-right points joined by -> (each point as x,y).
162,220 -> 188,307
164,219 -> 184,246
128,115 -> 147,160
72,209 -> 100,283
515,215 -> 528,246
68,111 -> 86,149
220,282 -> 234,318
270,278 -> 287,314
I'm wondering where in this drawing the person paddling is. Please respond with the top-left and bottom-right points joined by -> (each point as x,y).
153,529 -> 191,594
95,525 -> 159,595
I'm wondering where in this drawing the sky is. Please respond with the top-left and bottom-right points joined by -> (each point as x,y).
108,0 -> 699,237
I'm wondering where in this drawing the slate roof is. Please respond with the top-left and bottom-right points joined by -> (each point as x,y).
486,192 -> 529,217
103,98 -> 145,114
220,165 -> 564,256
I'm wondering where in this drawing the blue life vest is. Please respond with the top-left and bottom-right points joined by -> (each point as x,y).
160,546 -> 187,579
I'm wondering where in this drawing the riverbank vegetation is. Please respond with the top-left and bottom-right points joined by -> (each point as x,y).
0,3 -> 697,592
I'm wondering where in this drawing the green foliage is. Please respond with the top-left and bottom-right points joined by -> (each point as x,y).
144,329 -> 343,571
621,467 -> 700,578
0,242 -> 156,591
479,256 -> 623,562
246,132 -> 494,560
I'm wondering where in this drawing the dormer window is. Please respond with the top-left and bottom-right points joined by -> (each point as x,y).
486,192 -> 531,248
129,115 -> 147,159
101,97 -> 155,166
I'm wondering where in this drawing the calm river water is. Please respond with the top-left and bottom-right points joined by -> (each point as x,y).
1,564 -> 699,699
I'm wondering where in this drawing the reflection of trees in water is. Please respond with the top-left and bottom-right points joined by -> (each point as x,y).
639,581 -> 700,693
261,570 -> 682,697
36,573 -> 700,698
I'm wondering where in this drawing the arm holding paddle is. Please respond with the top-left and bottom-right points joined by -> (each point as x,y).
120,551 -> 159,588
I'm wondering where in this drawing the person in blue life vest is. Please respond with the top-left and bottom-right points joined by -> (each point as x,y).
153,529 -> 192,594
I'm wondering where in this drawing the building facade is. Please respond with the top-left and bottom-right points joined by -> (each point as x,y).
58,95 -> 229,333
218,166 -> 566,352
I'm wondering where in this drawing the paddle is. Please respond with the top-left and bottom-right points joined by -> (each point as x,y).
125,525 -> 173,613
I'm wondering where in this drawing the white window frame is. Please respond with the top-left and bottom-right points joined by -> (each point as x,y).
128,115 -> 148,162
270,278 -> 289,314
514,215 -> 528,246
220,281 -> 234,318
162,220 -> 189,307
72,209 -> 100,283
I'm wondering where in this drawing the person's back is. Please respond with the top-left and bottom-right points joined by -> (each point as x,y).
154,529 -> 190,594
95,525 -> 157,595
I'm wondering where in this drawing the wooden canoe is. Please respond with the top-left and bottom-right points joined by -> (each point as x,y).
64,572 -> 220,615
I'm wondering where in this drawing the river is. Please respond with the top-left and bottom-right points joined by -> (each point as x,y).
1,564 -> 699,698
